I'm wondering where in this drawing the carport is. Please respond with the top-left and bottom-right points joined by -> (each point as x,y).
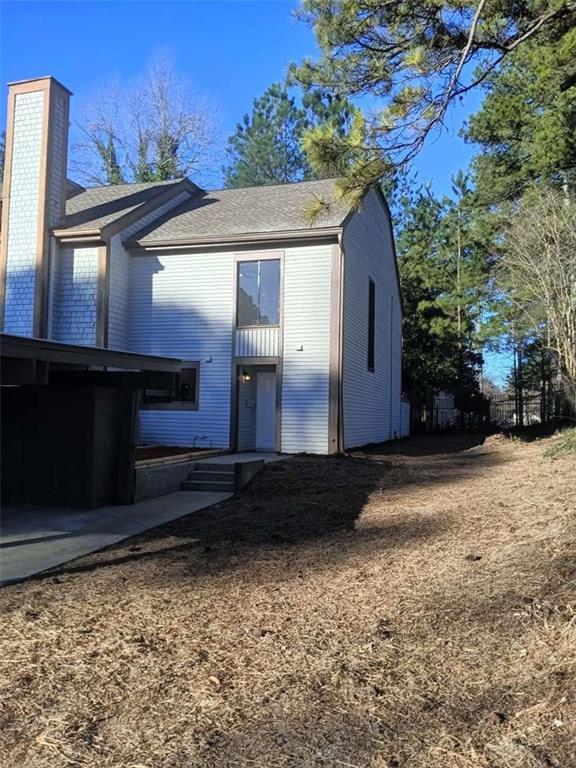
1,333 -> 182,508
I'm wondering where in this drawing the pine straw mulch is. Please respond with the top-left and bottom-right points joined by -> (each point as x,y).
1,432 -> 575,768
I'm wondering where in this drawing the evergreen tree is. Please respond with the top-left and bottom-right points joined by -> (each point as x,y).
223,83 -> 354,188
290,0 -> 575,192
395,176 -> 492,406
464,34 -> 576,205
223,84 -> 311,188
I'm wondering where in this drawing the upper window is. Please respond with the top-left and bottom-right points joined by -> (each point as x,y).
367,278 -> 375,371
143,363 -> 199,408
237,259 -> 280,326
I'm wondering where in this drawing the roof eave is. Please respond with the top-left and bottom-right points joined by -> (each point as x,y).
52,178 -> 200,243
124,225 -> 344,252
52,229 -> 103,244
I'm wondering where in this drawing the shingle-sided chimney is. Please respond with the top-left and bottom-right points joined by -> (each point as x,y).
0,77 -> 71,337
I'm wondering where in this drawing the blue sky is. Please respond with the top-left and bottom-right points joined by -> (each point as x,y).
0,0 -> 510,383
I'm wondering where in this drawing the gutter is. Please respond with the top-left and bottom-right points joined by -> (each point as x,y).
125,226 -> 343,252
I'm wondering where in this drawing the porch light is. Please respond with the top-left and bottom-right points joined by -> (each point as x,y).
242,370 -> 252,382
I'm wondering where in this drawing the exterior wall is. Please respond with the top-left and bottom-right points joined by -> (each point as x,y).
235,327 -> 279,357
128,242 -> 333,453
2,90 -> 44,336
107,235 -> 130,349
129,250 -> 234,448
1,79 -> 69,338
46,90 -> 68,226
107,191 -> 191,350
281,244 -> 332,454
342,188 -> 402,448
51,245 -> 100,345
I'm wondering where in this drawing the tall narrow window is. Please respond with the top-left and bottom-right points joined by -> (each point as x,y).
237,259 -> 280,326
367,278 -> 375,371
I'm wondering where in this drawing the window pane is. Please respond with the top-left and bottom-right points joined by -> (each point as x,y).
144,364 -> 199,405
367,279 -> 375,371
258,260 -> 280,325
237,262 -> 260,326
179,368 -> 197,402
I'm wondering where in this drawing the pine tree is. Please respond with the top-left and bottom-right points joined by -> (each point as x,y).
463,34 -> 576,205
223,84 -> 354,188
290,1 -> 575,191
223,84 -> 311,188
395,176 -> 492,406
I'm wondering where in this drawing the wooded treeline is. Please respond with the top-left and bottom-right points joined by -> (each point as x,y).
64,3 -> 576,410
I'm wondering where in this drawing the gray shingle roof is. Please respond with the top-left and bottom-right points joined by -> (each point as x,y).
129,178 -> 352,244
60,179 -> 186,233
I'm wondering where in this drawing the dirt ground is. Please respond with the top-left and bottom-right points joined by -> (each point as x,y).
1,432 -> 575,768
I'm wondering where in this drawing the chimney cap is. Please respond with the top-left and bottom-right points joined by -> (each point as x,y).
6,76 -> 73,96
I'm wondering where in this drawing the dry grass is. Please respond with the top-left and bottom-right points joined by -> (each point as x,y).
1,433 -> 575,768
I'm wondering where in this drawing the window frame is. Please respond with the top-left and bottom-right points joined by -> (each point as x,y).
367,278 -> 376,372
141,361 -> 200,411
235,254 -> 282,329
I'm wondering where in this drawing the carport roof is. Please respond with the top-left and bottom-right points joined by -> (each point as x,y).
0,334 -> 182,372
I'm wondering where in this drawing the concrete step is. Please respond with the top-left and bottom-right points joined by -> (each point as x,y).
182,479 -> 234,492
195,463 -> 235,473
188,470 -> 234,482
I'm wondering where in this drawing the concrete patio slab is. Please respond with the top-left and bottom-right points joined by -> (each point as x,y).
0,490 -> 231,585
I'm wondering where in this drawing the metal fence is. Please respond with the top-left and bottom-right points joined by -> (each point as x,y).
489,391 -> 574,429
408,389 -> 574,434
410,403 -> 489,433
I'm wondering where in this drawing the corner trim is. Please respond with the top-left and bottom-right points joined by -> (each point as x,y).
96,243 -> 109,347
328,242 -> 344,453
0,86 -> 17,329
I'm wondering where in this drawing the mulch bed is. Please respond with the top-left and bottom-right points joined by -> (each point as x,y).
135,445 -> 205,461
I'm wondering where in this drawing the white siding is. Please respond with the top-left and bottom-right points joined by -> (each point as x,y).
235,327 -> 279,357
46,91 -> 68,226
129,251 -> 235,448
3,84 -> 68,337
281,244 -> 332,454
3,91 -> 44,336
50,245 -> 99,345
108,191 -> 191,350
342,188 -> 402,448
128,242 -> 333,453
107,235 -> 130,350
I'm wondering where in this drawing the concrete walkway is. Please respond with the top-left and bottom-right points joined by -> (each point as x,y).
0,453 -> 291,585
0,490 -> 231,585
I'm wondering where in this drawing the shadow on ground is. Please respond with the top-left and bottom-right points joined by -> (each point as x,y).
351,431 -> 488,457
16,433 -> 509,586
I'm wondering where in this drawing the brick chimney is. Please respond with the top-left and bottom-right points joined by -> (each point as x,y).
0,77 -> 71,337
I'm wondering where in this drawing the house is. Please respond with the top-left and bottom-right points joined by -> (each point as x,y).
0,76 -> 405,457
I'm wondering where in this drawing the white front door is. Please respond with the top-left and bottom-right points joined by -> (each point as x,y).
256,371 -> 276,451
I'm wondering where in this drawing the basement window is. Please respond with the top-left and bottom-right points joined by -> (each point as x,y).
143,363 -> 199,410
